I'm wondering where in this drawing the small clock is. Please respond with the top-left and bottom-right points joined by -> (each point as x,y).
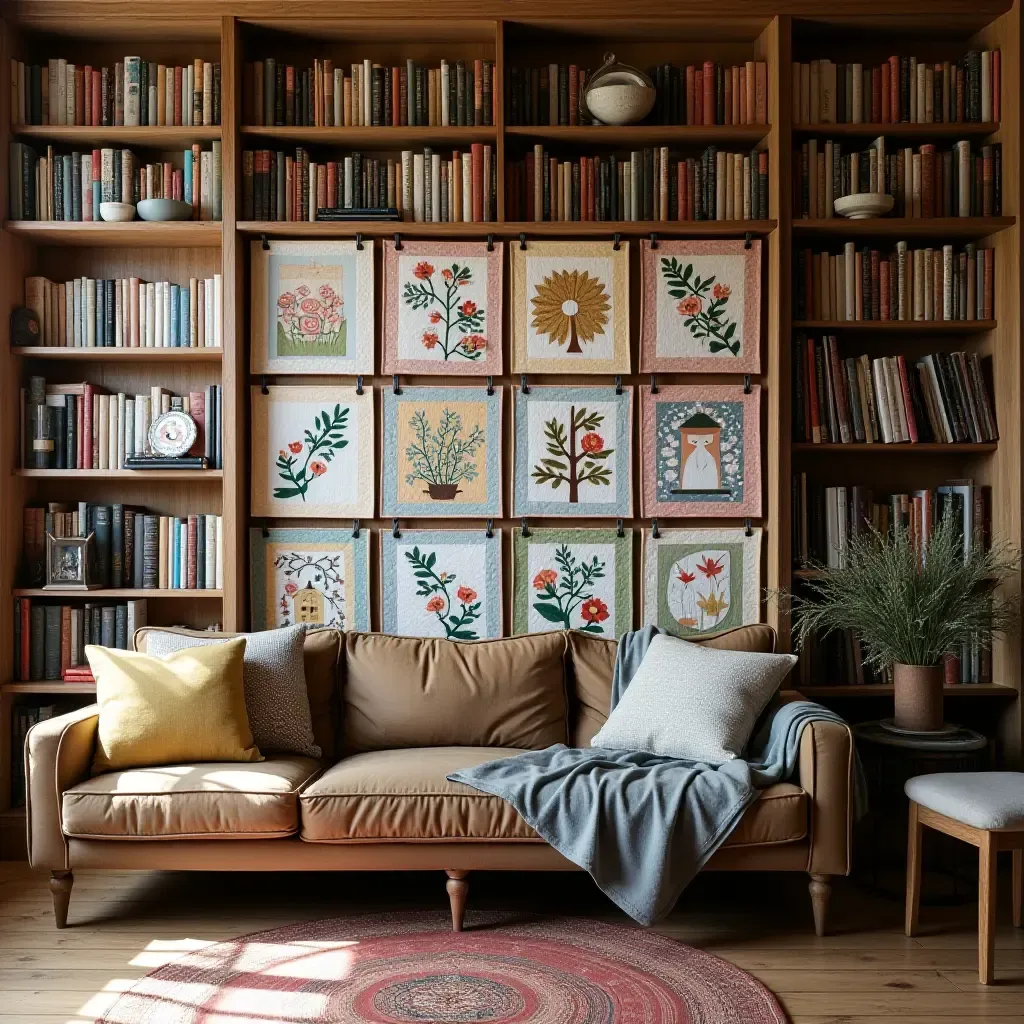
149,410 -> 198,457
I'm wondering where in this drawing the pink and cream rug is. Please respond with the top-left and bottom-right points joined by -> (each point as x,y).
98,911 -> 786,1023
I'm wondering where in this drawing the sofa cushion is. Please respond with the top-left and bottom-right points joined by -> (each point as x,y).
136,626 -> 342,760
62,757 -> 322,840
300,747 -> 542,842
568,625 -> 778,747
723,783 -> 807,847
342,633 -> 568,753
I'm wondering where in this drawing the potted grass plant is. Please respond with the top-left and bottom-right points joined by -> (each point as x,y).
790,513 -> 1019,733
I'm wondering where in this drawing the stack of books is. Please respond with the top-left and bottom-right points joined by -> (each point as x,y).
794,242 -> 995,322
20,376 -> 222,471
9,706 -> 57,806
8,142 -> 222,221
243,57 -> 495,127
9,55 -> 221,127
506,146 -> 768,222
243,145 -> 497,222
793,337 -> 997,445
23,274 -> 222,349
505,60 -> 769,126
792,50 -> 1000,124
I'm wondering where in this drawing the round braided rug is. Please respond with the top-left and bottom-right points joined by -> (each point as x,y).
98,912 -> 786,1024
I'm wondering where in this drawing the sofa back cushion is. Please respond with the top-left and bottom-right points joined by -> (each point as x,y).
342,632 -> 568,752
567,625 -> 777,747
134,626 -> 342,760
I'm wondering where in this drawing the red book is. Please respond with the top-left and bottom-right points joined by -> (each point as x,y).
392,66 -> 400,127
471,143 -> 483,222
568,65 -> 578,126
19,598 -> 31,682
896,355 -> 919,442
163,162 -> 173,199
83,66 -> 92,125
702,61 -> 714,126
91,69 -> 101,126
942,652 -> 961,685
74,67 -> 84,125
992,50 -> 1000,123
685,65 -> 695,125
187,515 -> 198,589
888,56 -> 899,122
880,61 -> 890,122
82,383 -> 94,470
173,66 -> 182,126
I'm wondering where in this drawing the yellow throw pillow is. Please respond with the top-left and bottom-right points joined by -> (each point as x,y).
86,637 -> 262,774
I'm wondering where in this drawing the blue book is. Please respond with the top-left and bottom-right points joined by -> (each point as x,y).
183,149 -> 193,205
172,518 -> 181,589
179,521 -> 188,587
91,180 -> 101,220
180,288 -> 190,347
170,284 -> 180,347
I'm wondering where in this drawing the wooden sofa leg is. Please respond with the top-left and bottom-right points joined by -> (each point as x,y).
445,870 -> 469,932
808,873 -> 831,937
49,871 -> 73,929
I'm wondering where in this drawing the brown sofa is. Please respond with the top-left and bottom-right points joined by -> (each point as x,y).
25,625 -> 855,934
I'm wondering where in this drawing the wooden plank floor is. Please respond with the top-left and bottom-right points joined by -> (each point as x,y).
0,862 -> 1022,1022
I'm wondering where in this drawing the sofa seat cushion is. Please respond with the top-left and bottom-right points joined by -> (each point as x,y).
724,783 -> 807,847
300,747 -> 543,843
62,757 -> 323,840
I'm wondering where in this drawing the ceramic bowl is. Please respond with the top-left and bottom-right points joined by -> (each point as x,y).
136,198 -> 194,222
833,193 -> 895,219
99,201 -> 136,222
585,80 -> 656,126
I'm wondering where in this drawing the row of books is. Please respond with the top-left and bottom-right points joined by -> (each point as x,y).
21,377 -> 223,470
9,56 -> 221,127
10,705 -> 57,807
506,146 -> 769,223
794,243 -> 995,323
8,143 -> 223,221
243,58 -> 495,128
23,275 -> 223,349
791,51 -> 1000,125
14,598 -> 149,681
243,146 -> 497,223
794,138 -> 1002,219
793,337 -> 997,446
504,61 -> 769,126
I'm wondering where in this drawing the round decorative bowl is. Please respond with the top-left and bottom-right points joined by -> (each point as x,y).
136,198 -> 194,222
99,201 -> 136,222
834,193 -> 895,219
586,79 -> 657,125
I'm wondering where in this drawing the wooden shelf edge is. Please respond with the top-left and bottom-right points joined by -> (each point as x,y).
793,216 -> 1014,236
12,346 -> 223,360
3,220 -> 223,246
13,125 -> 222,145
798,684 -> 1018,698
243,124 -> 496,143
794,122 -> 999,136
2,681 -> 96,694
505,124 -> 771,144
12,589 -> 224,598
792,442 -> 997,453
14,469 -> 223,479
793,320 -> 997,333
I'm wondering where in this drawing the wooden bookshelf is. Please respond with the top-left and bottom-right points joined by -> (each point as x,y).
0,1 -> 1020,862
797,683 -> 1019,698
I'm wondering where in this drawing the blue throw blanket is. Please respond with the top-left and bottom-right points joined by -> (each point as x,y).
450,626 -> 861,925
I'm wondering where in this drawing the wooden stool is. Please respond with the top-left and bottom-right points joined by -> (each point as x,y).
904,772 -> 1024,984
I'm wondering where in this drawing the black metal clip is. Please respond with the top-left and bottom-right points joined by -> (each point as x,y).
355,374 -> 364,396
519,232 -> 527,251
744,374 -> 752,394
651,518 -> 660,539
650,374 -> 658,394
521,373 -> 530,395
260,374 -> 270,395
260,233 -> 270,251
392,518 -> 401,538
394,232 -> 403,251
617,518 -> 625,538
615,375 -> 623,396
521,517 -> 530,537
745,518 -> 753,537
650,232 -> 659,250
355,232 -> 364,251
486,376 -> 494,396
486,233 -> 494,252
613,232 -> 621,251
352,519 -> 360,539
393,375 -> 401,394
260,520 -> 270,539
485,518 -> 494,538
744,231 -> 753,250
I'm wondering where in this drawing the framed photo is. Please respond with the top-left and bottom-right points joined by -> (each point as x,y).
44,532 -> 99,590
251,385 -> 375,518
640,239 -> 762,374
381,239 -> 502,375
513,527 -> 633,637
250,239 -> 374,375
510,240 -> 630,374
512,385 -> 633,517
380,528 -> 503,639
642,527 -> 762,639
382,385 -> 502,518
640,384 -> 762,518
250,527 -> 370,632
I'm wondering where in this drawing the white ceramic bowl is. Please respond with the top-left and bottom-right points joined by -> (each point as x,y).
585,81 -> 656,126
136,198 -> 194,222
834,193 -> 895,219
99,201 -> 135,222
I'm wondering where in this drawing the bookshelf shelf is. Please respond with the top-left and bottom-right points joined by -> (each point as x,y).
12,125 -> 222,146
792,442 -> 998,453
505,124 -> 771,146
2,221 -> 222,246
793,122 -> 1000,137
797,683 -> 1019,698
12,589 -> 224,599
793,320 -> 997,333
2,681 -> 96,694
13,469 -> 223,480
242,125 -> 496,146
12,347 -> 223,361
793,216 -> 1015,237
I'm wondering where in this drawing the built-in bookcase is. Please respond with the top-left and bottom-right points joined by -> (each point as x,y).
0,3 -> 1019,860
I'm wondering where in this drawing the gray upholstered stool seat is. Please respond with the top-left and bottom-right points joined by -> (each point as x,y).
905,773 -> 1024,831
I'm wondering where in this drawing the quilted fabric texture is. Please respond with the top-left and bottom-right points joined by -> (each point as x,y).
591,633 -> 797,763
145,624 -> 321,759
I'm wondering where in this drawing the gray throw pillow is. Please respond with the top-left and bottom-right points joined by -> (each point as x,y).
591,633 -> 797,763
145,624 -> 320,758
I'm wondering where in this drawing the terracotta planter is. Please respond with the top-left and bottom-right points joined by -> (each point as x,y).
425,483 -> 460,500
893,663 -> 945,732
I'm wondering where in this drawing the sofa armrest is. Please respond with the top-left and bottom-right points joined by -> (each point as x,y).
797,717 -> 855,876
25,705 -> 99,871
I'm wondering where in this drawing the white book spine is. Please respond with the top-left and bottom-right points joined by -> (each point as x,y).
215,516 -> 223,590
363,59 -> 372,126
462,156 -> 472,222
124,398 -> 135,457
413,154 -> 424,222
204,516 -> 216,589
440,61 -> 450,126
154,281 -> 164,348
214,273 -> 223,347
431,152 -> 441,222
114,392 -> 124,468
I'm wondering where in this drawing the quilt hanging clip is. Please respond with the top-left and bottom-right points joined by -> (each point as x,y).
486,376 -> 494,396
650,232 -> 658,250
519,232 -> 527,251
744,231 -> 753,250
615,375 -> 623,396
486,233 -> 495,252
352,519 -> 361,539
355,232 -> 364,251
651,518 -> 660,539
485,519 -> 494,539
260,233 -> 270,251
745,518 -> 753,537
617,518 -> 625,539
613,232 -> 621,251
521,374 -> 530,395
355,375 -> 364,395
650,374 -> 658,394
744,374 -> 752,394
258,519 -> 270,539
394,232 -> 403,251
392,519 -> 401,538
393,375 -> 401,394
521,517 -> 530,537
260,374 -> 270,395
